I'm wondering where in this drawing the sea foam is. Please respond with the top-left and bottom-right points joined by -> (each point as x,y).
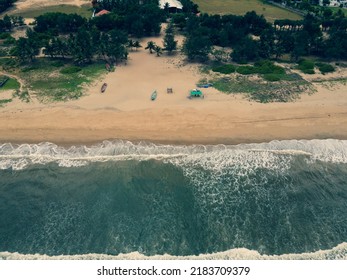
1,242 -> 346,260
0,139 -> 346,170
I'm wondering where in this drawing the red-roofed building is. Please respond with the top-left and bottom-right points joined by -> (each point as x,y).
94,9 -> 110,17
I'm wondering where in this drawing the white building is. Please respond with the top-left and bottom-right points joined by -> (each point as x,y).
319,0 -> 346,7
159,0 -> 183,11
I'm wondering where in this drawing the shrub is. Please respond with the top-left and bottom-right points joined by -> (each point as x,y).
0,33 -> 11,39
3,36 -> 15,45
316,63 -> 335,74
21,65 -> 39,72
60,66 -> 82,74
236,66 -> 256,75
255,61 -> 285,75
298,59 -> 315,73
51,61 -> 65,67
301,68 -> 315,74
212,64 -> 236,74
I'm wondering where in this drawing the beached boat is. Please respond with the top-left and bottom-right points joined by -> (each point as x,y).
151,90 -> 157,101
197,83 -> 213,88
101,83 -> 107,93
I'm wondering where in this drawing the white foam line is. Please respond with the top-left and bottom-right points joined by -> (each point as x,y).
1,242 -> 346,260
1,139 -> 347,170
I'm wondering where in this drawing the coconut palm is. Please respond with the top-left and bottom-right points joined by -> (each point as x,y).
134,40 -> 142,51
127,39 -> 135,51
154,45 -> 162,57
145,41 -> 156,54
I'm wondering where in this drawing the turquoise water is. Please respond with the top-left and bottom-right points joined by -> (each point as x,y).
0,140 -> 347,259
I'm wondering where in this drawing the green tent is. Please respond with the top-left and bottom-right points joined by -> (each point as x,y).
190,89 -> 203,97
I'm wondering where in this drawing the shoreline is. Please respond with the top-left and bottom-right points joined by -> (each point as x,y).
1,104 -> 347,146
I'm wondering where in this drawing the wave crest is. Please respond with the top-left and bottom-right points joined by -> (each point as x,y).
1,139 -> 347,170
1,242 -> 346,260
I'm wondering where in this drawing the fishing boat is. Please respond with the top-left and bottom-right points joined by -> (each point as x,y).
101,83 -> 107,93
151,90 -> 157,101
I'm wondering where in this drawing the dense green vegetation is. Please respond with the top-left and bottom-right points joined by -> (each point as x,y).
212,64 -> 236,74
298,59 -> 315,74
0,0 -> 16,14
316,62 -> 335,74
181,9 -> 347,62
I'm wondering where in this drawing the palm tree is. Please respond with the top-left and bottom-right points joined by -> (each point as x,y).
145,41 -> 156,54
134,40 -> 142,51
127,39 -> 135,51
154,45 -> 162,57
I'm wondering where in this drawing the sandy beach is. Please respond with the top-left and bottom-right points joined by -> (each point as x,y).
1,28 -> 347,145
0,63 -> 347,144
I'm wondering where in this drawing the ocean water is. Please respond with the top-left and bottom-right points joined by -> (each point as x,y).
0,139 -> 347,260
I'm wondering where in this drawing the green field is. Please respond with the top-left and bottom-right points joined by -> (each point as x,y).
328,7 -> 347,16
10,4 -> 92,19
0,78 -> 20,91
192,0 -> 302,21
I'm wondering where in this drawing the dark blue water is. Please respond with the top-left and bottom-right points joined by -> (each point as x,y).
0,140 -> 347,259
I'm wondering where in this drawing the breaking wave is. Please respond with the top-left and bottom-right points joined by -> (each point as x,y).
1,242 -> 346,260
1,139 -> 347,170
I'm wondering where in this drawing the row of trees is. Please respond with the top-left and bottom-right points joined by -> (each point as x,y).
3,0 -> 347,64
0,0 -> 15,13
14,27 -> 129,64
11,8 -> 180,63
0,14 -> 24,32
179,9 -> 347,62
94,0 -> 164,37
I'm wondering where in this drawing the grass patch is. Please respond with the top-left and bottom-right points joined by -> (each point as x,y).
0,78 -> 20,91
236,65 -> 257,75
192,0 -> 302,21
328,7 -> 347,17
210,72 -> 312,102
235,60 -> 287,80
0,57 -> 18,70
16,58 -> 107,102
297,59 -> 315,74
315,62 -> 335,74
0,98 -> 12,106
21,65 -> 40,72
51,61 -> 65,67
263,73 -> 281,81
60,66 -> 82,74
9,4 -> 92,19
12,89 -> 30,103
254,60 -> 285,74
212,64 -> 236,74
